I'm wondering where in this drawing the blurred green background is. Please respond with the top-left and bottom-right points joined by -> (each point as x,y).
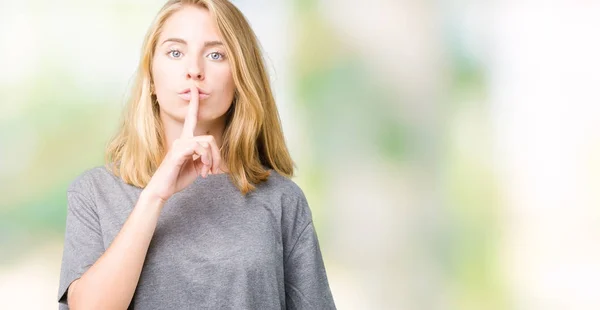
1,0 -> 600,309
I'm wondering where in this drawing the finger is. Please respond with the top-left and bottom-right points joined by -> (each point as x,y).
195,142 -> 212,178
195,136 -> 221,174
201,163 -> 209,178
199,142 -> 212,166
190,141 -> 205,162
191,148 -> 203,174
181,85 -> 199,139
191,141 -> 208,177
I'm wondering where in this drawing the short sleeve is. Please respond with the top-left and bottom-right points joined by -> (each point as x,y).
283,198 -> 336,309
57,190 -> 106,309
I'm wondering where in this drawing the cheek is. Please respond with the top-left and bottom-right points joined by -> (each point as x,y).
215,67 -> 235,95
208,69 -> 235,115
152,58 -> 177,89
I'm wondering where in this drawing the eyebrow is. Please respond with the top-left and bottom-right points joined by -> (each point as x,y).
160,38 -> 224,48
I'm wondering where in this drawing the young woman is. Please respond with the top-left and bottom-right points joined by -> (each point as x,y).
57,0 -> 336,309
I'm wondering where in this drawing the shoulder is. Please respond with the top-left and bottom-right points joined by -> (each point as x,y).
259,169 -> 307,203
67,164 -> 122,195
258,170 -> 314,223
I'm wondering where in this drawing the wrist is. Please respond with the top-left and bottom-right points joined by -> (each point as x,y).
139,188 -> 167,207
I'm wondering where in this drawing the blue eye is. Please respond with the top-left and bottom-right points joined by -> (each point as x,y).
208,52 -> 224,60
168,49 -> 182,58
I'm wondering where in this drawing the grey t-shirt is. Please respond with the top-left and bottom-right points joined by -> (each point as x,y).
57,165 -> 336,309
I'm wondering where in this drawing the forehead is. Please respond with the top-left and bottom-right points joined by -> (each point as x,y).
159,5 -> 221,43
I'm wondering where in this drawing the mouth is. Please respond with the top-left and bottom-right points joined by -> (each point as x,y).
178,88 -> 210,101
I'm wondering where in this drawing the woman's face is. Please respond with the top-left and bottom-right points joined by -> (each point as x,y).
151,5 -> 235,125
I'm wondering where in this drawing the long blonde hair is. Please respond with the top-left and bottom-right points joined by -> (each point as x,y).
105,0 -> 294,195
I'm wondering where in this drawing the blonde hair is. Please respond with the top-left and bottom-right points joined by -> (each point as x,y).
105,0 -> 294,195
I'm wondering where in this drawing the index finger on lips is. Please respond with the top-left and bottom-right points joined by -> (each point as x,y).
181,84 -> 199,139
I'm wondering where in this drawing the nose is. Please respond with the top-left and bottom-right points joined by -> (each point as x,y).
186,58 -> 204,80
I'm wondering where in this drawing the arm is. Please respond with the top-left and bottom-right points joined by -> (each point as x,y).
281,189 -> 336,309
284,221 -> 336,310
67,190 -> 165,310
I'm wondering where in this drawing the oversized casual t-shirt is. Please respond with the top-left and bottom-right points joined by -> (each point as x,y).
57,165 -> 336,309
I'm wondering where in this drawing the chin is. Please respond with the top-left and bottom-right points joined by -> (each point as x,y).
198,113 -> 226,122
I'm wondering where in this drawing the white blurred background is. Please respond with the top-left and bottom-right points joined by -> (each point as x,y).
1,0 -> 599,309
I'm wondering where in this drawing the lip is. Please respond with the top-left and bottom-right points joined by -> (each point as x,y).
178,88 -> 210,101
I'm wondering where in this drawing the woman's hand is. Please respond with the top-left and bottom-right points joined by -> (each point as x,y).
143,84 -> 221,202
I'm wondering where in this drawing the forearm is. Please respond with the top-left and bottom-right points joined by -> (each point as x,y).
68,190 -> 165,309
